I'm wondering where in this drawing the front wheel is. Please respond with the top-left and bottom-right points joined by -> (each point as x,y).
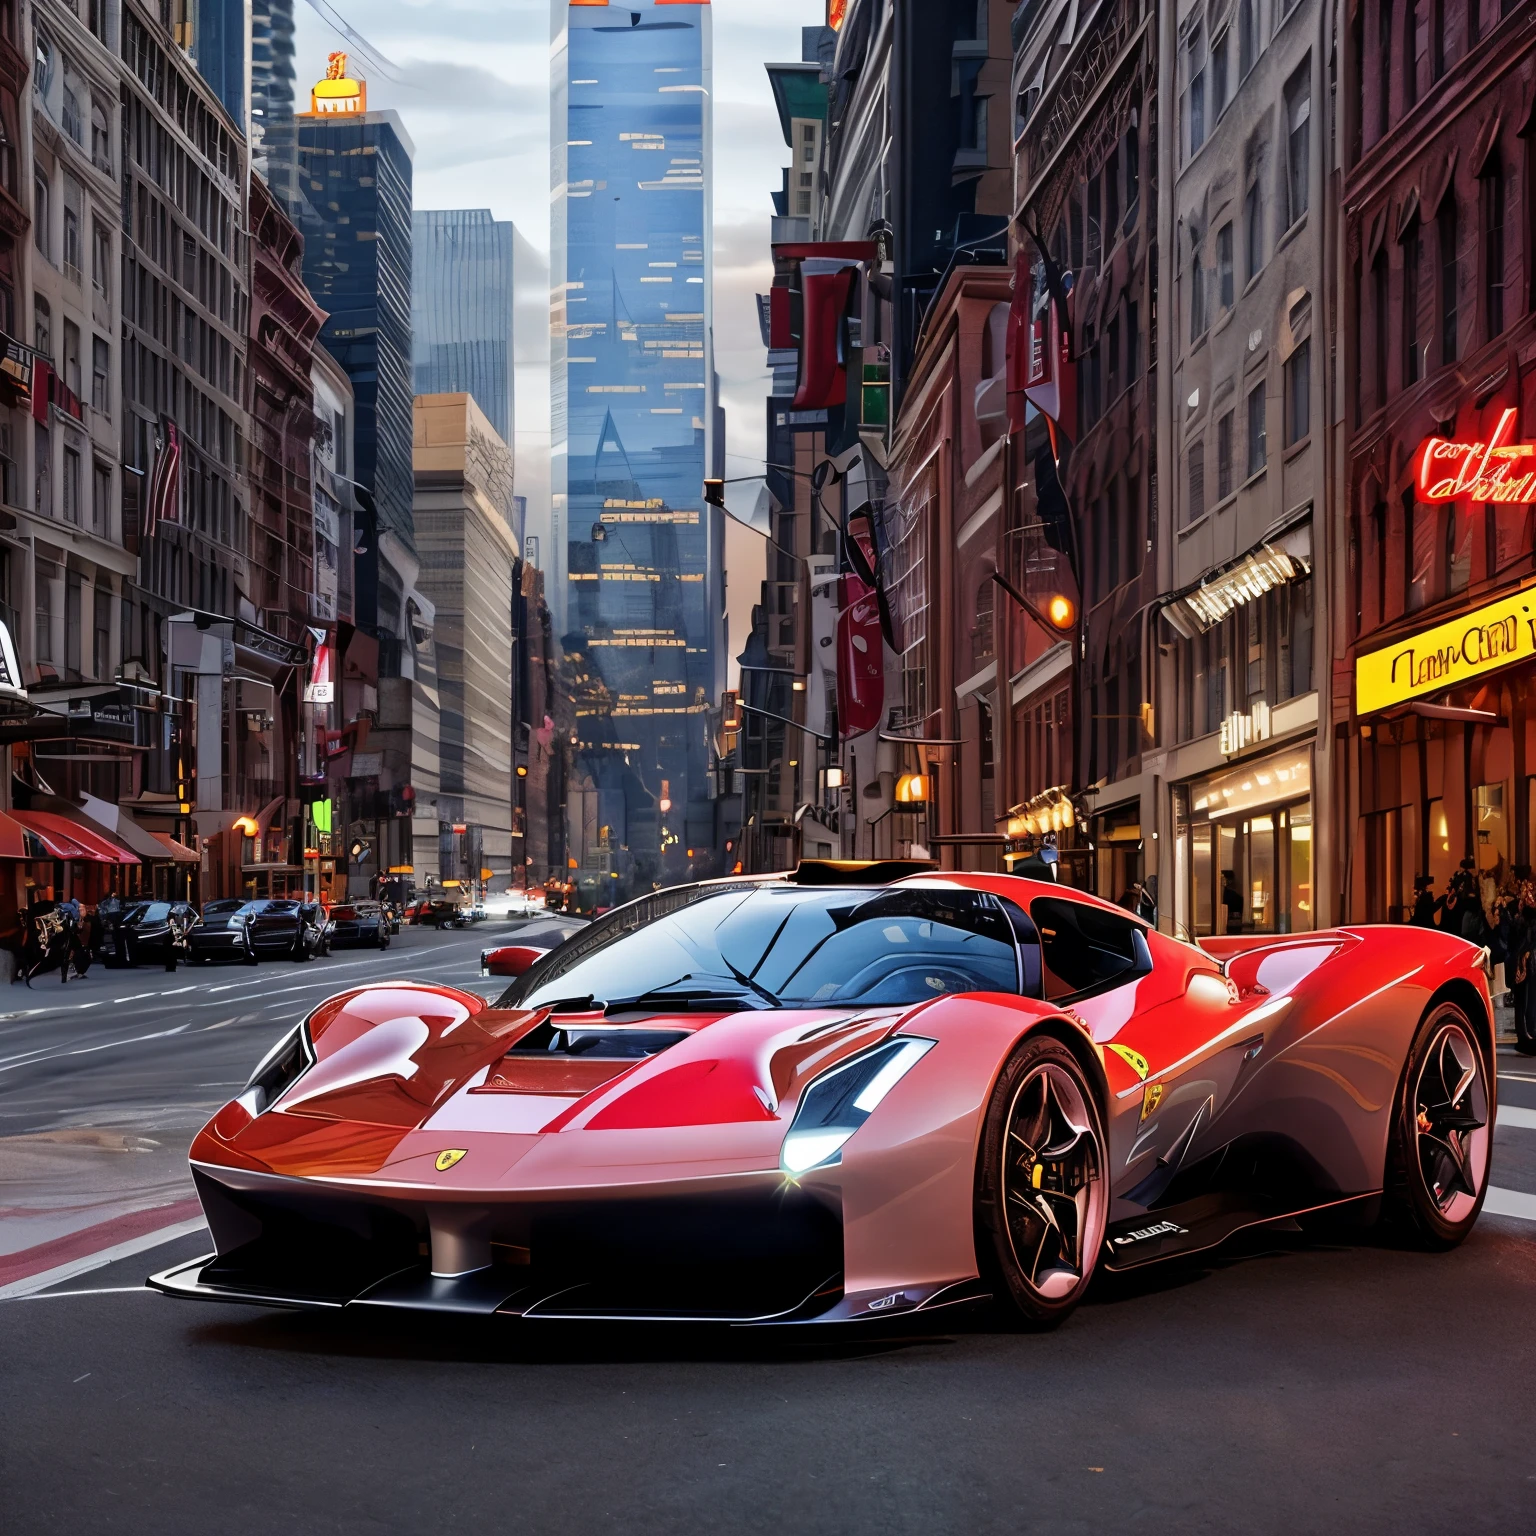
974,1034 -> 1108,1330
1382,1001 -> 1492,1249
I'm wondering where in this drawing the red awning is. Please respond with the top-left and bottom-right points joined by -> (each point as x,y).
12,810 -> 139,865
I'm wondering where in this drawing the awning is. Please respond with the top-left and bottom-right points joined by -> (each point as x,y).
150,832 -> 200,864
12,810 -> 139,865
1161,517 -> 1313,638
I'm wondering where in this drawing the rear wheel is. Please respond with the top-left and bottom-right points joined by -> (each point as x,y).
975,1034 -> 1108,1330
1382,1001 -> 1492,1249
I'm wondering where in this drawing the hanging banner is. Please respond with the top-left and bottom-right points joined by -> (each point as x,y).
144,416 -> 181,540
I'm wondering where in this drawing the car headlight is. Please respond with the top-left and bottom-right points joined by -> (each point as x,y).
236,1020 -> 315,1117
780,1037 -> 935,1175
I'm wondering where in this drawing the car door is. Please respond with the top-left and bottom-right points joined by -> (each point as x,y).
1028,894 -> 1246,1209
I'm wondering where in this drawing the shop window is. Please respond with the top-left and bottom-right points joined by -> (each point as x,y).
1475,783 -> 1508,877
1428,797 -> 1453,894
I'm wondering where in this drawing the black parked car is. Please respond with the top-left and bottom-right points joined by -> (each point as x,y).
189,898 -> 327,964
327,901 -> 389,950
187,899 -> 259,965
100,901 -> 197,971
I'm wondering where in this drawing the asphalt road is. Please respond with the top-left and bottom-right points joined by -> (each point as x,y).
2,939 -> 1535,1533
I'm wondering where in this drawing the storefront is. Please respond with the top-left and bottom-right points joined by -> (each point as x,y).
1172,742 -> 1314,936
1350,581 -> 1536,921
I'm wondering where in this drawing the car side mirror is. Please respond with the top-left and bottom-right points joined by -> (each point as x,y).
481,945 -> 543,978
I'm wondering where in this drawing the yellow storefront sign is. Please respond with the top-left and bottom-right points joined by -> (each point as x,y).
1356,583 -> 1536,714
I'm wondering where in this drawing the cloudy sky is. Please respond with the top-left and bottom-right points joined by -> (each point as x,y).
293,0 -> 823,477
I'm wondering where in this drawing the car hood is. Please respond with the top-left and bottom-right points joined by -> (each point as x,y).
191,982 -> 914,1182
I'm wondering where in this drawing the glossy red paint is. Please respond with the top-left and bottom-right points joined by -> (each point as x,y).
480,945 -> 545,978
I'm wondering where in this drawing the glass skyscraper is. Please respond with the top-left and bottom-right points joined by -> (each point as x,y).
412,209 -> 516,445
552,0 -> 723,895
284,108 -> 417,628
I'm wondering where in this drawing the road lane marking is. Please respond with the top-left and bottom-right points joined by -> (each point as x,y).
161,986 -> 196,996
1485,1187 -> 1536,1223
0,1022 -> 190,1075
112,994 -> 157,1003
0,1215 -> 207,1300
1498,1105 -> 1536,1131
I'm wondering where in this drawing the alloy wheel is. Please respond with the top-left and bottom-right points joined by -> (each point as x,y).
1000,1062 -> 1105,1301
1412,1019 -> 1489,1222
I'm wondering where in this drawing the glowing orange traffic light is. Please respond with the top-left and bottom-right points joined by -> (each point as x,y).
1046,594 -> 1076,630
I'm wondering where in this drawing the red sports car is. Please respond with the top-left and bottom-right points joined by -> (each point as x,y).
152,865 -> 1495,1328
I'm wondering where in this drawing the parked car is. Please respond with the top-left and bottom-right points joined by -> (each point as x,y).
328,901 -> 390,950
188,899 -> 259,965
99,901 -> 197,971
214,899 -> 328,962
409,896 -> 468,929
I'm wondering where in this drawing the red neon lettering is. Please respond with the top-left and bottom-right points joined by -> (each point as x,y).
1416,409 -> 1536,503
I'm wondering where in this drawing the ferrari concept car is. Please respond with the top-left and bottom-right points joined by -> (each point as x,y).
151,866 -> 1495,1328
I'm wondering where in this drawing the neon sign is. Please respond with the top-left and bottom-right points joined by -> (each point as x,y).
1416,409 -> 1536,503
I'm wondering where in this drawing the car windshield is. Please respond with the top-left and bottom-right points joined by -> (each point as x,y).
503,884 -> 1021,1011
128,902 -> 171,923
203,900 -> 243,916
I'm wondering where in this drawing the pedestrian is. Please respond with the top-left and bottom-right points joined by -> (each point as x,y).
1410,875 -> 1437,928
1136,874 -> 1159,925
1221,869 -> 1244,933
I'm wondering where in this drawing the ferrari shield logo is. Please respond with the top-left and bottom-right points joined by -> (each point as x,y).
1139,1083 -> 1164,1123
435,1149 -> 467,1171
1108,1043 -> 1149,1080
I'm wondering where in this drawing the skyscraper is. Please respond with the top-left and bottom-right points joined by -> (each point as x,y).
551,0 -> 723,897
283,67 -> 416,629
191,0 -> 248,129
251,0 -> 297,170
412,209 -> 515,445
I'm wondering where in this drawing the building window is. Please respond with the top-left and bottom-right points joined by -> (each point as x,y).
1239,0 -> 1258,77
1378,0 -> 1393,138
32,167 -> 49,261
1187,440 -> 1205,525
1482,154 -> 1505,340
1123,127 -> 1139,214
92,584 -> 111,679
1213,30 -> 1229,118
1217,409 -> 1234,500
34,422 -> 50,516
1106,147 -> 1121,242
1285,340 -> 1311,446
35,564 -> 53,662
91,218 -> 110,299
1246,382 -> 1267,477
62,445 -> 80,525
1190,231 -> 1207,341
1245,176 -> 1263,282
1284,63 -> 1310,227
1432,0 -> 1447,80
1087,175 -> 1101,272
1400,2 -> 1419,112
1372,249 -> 1389,408
62,85 -> 82,146
92,459 -> 110,536
62,176 -> 82,281
1439,194 -> 1458,365
1188,26 -> 1206,156
91,335 -> 109,414
1217,222 -> 1234,309
33,293 -> 50,357
1402,218 -> 1423,384
63,320 -> 81,398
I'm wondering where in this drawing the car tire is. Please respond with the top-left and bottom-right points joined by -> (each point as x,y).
974,1033 -> 1109,1331
292,938 -> 312,963
1381,999 -> 1492,1250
